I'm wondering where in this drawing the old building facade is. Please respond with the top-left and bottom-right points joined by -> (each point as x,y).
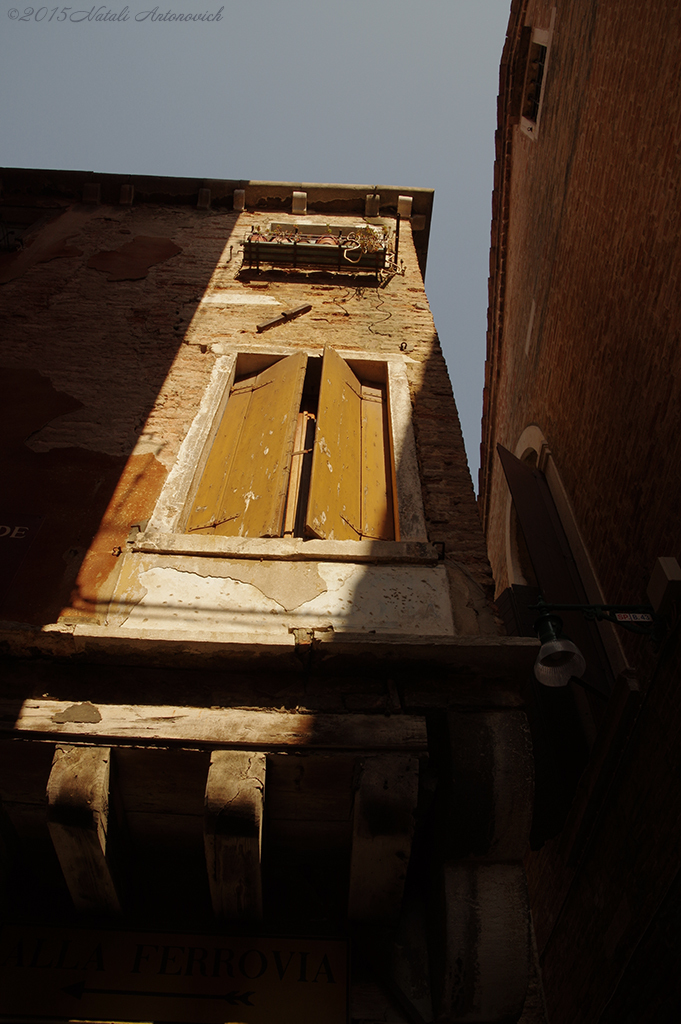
1,170 -> 538,1023
482,2 -> 681,1021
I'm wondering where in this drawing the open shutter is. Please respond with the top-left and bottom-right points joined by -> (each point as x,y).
306,347 -> 362,540
283,411 -> 316,537
187,352 -> 307,537
360,384 -> 396,540
185,378 -> 252,535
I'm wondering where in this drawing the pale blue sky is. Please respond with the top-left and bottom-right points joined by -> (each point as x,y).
1,0 -> 511,487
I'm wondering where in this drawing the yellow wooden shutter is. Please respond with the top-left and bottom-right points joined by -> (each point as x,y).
360,384 -> 397,541
186,352 -> 307,537
306,347 -> 362,540
283,410 -> 316,537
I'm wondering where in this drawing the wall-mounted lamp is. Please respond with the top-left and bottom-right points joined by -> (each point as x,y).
531,597 -> 666,688
533,610 -> 587,687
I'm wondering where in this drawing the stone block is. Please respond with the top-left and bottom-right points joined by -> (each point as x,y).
444,710 -> 533,860
431,861 -> 531,1023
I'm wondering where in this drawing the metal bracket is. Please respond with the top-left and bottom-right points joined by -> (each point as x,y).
256,303 -> 312,333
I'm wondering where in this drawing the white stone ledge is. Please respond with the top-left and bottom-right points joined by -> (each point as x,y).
132,533 -> 441,564
0,621 -> 538,677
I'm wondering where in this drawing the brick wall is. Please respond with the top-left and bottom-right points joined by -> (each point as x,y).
481,2 -> 681,1020
483,0 -> 681,607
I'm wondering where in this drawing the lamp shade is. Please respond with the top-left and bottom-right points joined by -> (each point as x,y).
534,638 -> 587,687
532,610 -> 587,687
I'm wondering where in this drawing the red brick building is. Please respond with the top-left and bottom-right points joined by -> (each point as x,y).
481,2 -> 681,1021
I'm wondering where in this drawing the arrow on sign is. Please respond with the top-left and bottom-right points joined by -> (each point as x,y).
63,981 -> 255,1005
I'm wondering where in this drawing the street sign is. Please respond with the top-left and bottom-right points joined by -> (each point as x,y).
614,612 -> 653,623
0,927 -> 348,1024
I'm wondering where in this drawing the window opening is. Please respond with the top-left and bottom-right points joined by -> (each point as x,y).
185,349 -> 398,542
518,11 -> 555,139
283,358 -> 320,538
509,449 -> 539,587
522,42 -> 547,124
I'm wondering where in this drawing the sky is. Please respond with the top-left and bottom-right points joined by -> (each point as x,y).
1,0 -> 511,487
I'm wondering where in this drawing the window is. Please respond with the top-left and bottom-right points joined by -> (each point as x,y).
517,9 -> 555,140
184,347 -> 398,542
522,39 -> 547,126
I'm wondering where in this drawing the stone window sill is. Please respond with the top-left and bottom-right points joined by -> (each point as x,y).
131,532 -> 441,564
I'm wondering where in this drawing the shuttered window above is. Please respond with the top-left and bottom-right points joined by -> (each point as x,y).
517,14 -> 555,140
186,352 -> 307,537
185,349 -> 399,542
306,348 -> 396,541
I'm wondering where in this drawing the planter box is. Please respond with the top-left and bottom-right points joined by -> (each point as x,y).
243,239 -> 386,273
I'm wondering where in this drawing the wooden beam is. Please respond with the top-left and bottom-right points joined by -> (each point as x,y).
204,751 -> 266,922
2,701 -> 428,751
46,745 -> 121,914
348,754 -> 419,923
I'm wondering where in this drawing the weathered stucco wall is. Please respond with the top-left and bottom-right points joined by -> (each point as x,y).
0,178 -> 496,640
0,173 -> 538,1024
111,556 -> 454,638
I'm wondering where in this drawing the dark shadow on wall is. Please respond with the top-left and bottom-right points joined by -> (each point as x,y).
0,214 -> 502,952
0,200 -> 240,628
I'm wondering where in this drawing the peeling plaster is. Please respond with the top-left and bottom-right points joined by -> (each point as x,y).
87,236 -> 181,281
122,567 -> 283,633
0,208 -> 91,285
149,557 -> 328,611
51,701 -> 102,724
118,560 -> 455,637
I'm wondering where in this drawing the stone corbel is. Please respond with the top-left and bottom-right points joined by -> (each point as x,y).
204,750 -> 266,923
46,744 -> 121,915
348,754 -> 419,924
